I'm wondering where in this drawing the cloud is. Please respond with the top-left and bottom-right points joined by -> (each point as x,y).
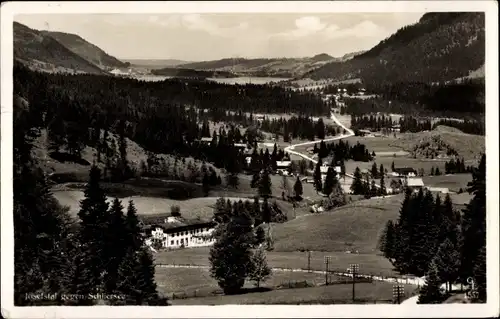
274,16 -> 328,38
324,20 -> 389,39
177,14 -> 247,37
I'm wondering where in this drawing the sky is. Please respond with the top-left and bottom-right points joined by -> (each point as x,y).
14,13 -> 424,61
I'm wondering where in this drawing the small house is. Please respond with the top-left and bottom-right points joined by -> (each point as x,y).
276,161 -> 292,175
404,178 -> 425,192
392,167 -> 417,177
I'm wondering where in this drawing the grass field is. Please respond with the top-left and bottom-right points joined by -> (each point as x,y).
155,267 -> 336,297
154,246 -> 398,277
52,186 -> 310,222
170,281 -> 415,305
272,195 -> 404,254
422,174 -> 472,192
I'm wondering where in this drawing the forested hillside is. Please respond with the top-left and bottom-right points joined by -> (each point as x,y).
42,30 -> 130,69
305,12 -> 485,85
13,22 -> 106,74
13,63 -> 328,180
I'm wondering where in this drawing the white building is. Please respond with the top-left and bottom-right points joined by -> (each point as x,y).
276,161 -> 292,175
404,178 -> 425,192
146,221 -> 217,250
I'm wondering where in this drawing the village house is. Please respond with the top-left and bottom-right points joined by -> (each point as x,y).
403,177 -> 426,192
276,160 -> 292,175
391,167 -> 417,177
145,221 -> 217,250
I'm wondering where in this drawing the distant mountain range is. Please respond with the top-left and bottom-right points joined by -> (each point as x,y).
163,51 -> 363,78
302,12 -> 485,84
124,59 -> 191,68
13,12 -> 485,84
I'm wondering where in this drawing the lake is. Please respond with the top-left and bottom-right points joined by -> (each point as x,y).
131,74 -> 290,85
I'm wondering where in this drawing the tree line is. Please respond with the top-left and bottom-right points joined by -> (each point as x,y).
379,154 -> 486,303
13,63 -> 328,178
314,139 -> 374,163
432,119 -> 485,135
259,116 -> 341,142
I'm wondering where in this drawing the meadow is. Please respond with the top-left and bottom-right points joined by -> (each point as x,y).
169,281 -> 417,305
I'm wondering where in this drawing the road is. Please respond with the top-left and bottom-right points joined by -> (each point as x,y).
284,110 -> 382,189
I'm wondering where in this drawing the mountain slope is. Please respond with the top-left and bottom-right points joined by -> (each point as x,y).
13,22 -> 106,75
41,30 -> 129,69
174,55 -> 340,78
304,12 -> 485,84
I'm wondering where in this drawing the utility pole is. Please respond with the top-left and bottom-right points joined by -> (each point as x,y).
307,250 -> 311,272
349,263 -> 359,303
324,256 -> 332,285
392,284 -> 405,304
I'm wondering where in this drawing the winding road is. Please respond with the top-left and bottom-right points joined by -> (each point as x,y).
284,110 -> 382,189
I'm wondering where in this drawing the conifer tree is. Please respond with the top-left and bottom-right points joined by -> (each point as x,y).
350,167 -> 364,195
202,172 -> 210,196
418,261 -> 445,304
133,248 -> 160,305
433,238 -> 461,293
371,162 -> 378,179
209,210 -> 254,294
261,198 -> 272,224
252,197 -> 262,226
379,220 -> 396,260
460,154 -> 486,284
248,248 -> 272,288
258,168 -> 272,199
255,226 -> 266,247
322,166 -> 336,196
125,200 -> 144,252
313,159 -> 323,193
293,176 -> 303,200
369,179 -> 377,198
251,171 -> 260,188
379,174 -> 386,196
473,245 -> 486,302
103,198 -> 127,294
74,166 -> 110,297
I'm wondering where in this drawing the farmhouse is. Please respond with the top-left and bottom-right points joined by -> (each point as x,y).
276,160 -> 292,175
391,167 -> 417,177
404,177 -> 425,192
145,221 -> 217,250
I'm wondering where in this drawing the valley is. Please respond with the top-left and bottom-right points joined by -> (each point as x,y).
10,10 -> 488,308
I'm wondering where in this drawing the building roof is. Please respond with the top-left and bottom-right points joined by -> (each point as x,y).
320,166 -> 330,174
407,178 -> 425,187
200,137 -> 212,142
394,167 -> 417,174
147,221 -> 217,234
276,161 -> 291,167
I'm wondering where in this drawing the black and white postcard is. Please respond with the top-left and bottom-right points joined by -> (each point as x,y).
1,1 -> 498,318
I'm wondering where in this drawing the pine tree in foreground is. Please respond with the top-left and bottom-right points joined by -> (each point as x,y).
248,248 -> 272,288
209,211 -> 254,295
472,245 -> 486,303
74,166 -> 110,299
103,198 -> 127,294
418,261 -> 445,304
